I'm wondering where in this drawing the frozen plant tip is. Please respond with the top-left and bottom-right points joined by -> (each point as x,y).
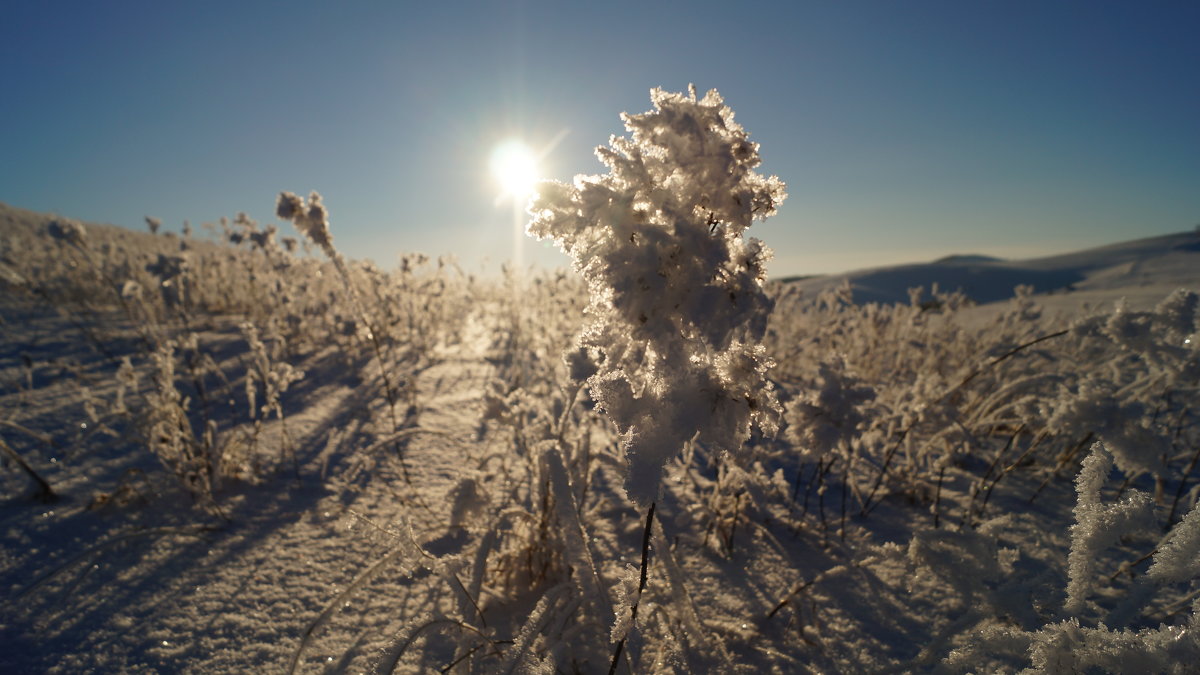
528,86 -> 786,504
46,218 -> 87,247
1064,442 -> 1155,617
276,191 -> 333,255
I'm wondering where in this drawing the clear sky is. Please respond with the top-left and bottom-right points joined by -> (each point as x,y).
3,1 -> 1198,276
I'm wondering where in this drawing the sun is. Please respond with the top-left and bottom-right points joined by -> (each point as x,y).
490,139 -> 539,200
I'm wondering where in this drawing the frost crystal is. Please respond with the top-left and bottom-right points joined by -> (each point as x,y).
1148,500 -> 1200,584
528,87 -> 786,504
1064,442 -> 1155,617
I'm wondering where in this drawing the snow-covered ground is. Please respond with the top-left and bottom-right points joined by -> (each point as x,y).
2,202 -> 1199,673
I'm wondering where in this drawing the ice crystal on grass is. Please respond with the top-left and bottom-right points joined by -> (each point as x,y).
1025,615 -> 1200,675
1148,500 -> 1200,584
528,86 -> 786,504
1065,442 -> 1155,617
1155,288 -> 1199,339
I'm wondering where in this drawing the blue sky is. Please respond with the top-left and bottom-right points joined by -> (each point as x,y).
2,1 -> 1198,276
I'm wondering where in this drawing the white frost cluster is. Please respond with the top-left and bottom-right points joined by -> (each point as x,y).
1064,442 -> 1155,617
276,191 -> 333,254
146,253 -> 191,309
528,87 -> 786,504
46,217 -> 87,246
784,361 -> 876,459
1072,289 -> 1200,370
1152,288 -> 1198,341
947,613 -> 1200,674
1148,499 -> 1200,584
1045,378 -> 1167,477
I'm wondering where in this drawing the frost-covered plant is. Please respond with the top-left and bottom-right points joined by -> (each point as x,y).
1046,378 -> 1168,478
1026,290 -> 1200,497
1147,499 -> 1200,583
765,277 -> 1200,529
944,610 -> 1200,674
145,252 -> 190,311
1063,442 -> 1155,617
785,360 -> 876,461
276,191 -> 416,457
277,191 -> 334,257
942,442 -> 1200,673
47,217 -> 88,247
522,87 -> 789,671
782,360 -> 879,534
528,86 -> 786,504
143,340 -> 216,507
240,321 -> 304,466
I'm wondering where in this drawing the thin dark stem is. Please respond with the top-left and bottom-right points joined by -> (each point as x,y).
1029,433 -> 1093,504
801,460 -> 819,518
862,427 -> 908,516
608,501 -> 656,675
1109,547 -> 1158,583
1167,440 -> 1200,527
963,424 -> 1024,527
727,492 -> 744,555
817,458 -> 830,539
0,437 -> 55,502
767,578 -> 814,620
933,465 -> 945,529
790,463 -> 807,508
839,463 -> 849,541
952,329 -> 1070,395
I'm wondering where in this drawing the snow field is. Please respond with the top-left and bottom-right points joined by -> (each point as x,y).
2,88 -> 1200,672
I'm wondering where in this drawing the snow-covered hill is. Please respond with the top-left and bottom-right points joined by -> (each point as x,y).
784,230 -> 1200,309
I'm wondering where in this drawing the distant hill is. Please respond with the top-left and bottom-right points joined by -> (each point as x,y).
783,231 -> 1200,307
931,254 -> 1004,265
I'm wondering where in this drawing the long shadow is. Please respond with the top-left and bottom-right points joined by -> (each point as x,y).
0,341 -> 453,672
0,287 -> 489,670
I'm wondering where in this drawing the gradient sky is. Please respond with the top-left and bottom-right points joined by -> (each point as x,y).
3,1 -> 1198,276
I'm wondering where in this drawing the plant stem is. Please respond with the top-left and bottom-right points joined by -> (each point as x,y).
608,501 -> 656,675
0,436 -> 55,501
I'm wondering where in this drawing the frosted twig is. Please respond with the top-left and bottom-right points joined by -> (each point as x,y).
607,501 -> 655,675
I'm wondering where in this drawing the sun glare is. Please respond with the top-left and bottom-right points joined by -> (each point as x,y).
490,139 -> 538,200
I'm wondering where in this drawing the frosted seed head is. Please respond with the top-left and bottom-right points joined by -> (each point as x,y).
277,190 -> 333,251
47,218 -> 87,246
275,191 -> 304,221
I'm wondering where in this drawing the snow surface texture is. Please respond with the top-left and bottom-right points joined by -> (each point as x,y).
2,93 -> 1200,672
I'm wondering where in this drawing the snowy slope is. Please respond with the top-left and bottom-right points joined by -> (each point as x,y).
784,230 -> 1200,309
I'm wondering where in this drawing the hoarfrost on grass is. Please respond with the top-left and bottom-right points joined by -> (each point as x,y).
527,86 -> 786,504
